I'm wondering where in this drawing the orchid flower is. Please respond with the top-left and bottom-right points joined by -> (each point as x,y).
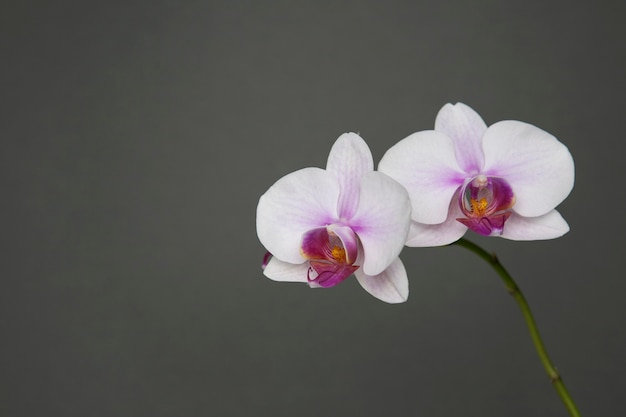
256,133 -> 412,303
379,102 -> 575,246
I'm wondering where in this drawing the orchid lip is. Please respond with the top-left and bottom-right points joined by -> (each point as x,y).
300,225 -> 359,288
457,175 -> 515,236
261,252 -> 273,270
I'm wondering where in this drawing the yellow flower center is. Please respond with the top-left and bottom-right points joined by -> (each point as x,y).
470,197 -> 488,216
331,246 -> 346,261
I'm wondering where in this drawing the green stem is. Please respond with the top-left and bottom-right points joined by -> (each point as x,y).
452,238 -> 581,417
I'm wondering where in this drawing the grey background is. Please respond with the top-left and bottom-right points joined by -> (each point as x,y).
2,1 -> 624,416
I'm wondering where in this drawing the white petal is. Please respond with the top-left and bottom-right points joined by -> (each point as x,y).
379,130 -> 466,224
500,210 -> 570,241
326,133 -> 374,219
256,168 -> 339,264
355,257 -> 409,304
263,257 -> 309,282
435,102 -> 488,173
482,121 -> 575,217
350,172 -> 411,276
406,195 -> 468,246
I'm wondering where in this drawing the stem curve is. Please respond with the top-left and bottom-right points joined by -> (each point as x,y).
452,238 -> 581,417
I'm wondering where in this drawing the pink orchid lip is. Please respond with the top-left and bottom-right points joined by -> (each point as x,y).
300,225 -> 359,288
456,175 -> 515,236
261,252 -> 273,270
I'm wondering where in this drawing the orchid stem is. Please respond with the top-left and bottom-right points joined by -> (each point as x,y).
452,237 -> 581,417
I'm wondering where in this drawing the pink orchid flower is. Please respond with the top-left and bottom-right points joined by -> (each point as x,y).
379,102 -> 575,246
256,133 -> 412,303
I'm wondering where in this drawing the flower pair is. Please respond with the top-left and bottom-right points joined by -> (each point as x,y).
256,103 -> 575,303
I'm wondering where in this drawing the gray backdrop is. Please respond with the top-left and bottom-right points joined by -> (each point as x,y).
2,1 -> 624,416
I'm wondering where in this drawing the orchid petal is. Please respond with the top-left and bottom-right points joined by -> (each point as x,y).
379,130 -> 466,224
406,195 -> 467,246
354,257 -> 408,304
482,121 -> 575,217
500,210 -> 570,240
256,168 -> 339,264
350,171 -> 411,276
263,257 -> 309,282
435,102 -> 488,173
326,133 -> 374,220
406,219 -> 468,246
